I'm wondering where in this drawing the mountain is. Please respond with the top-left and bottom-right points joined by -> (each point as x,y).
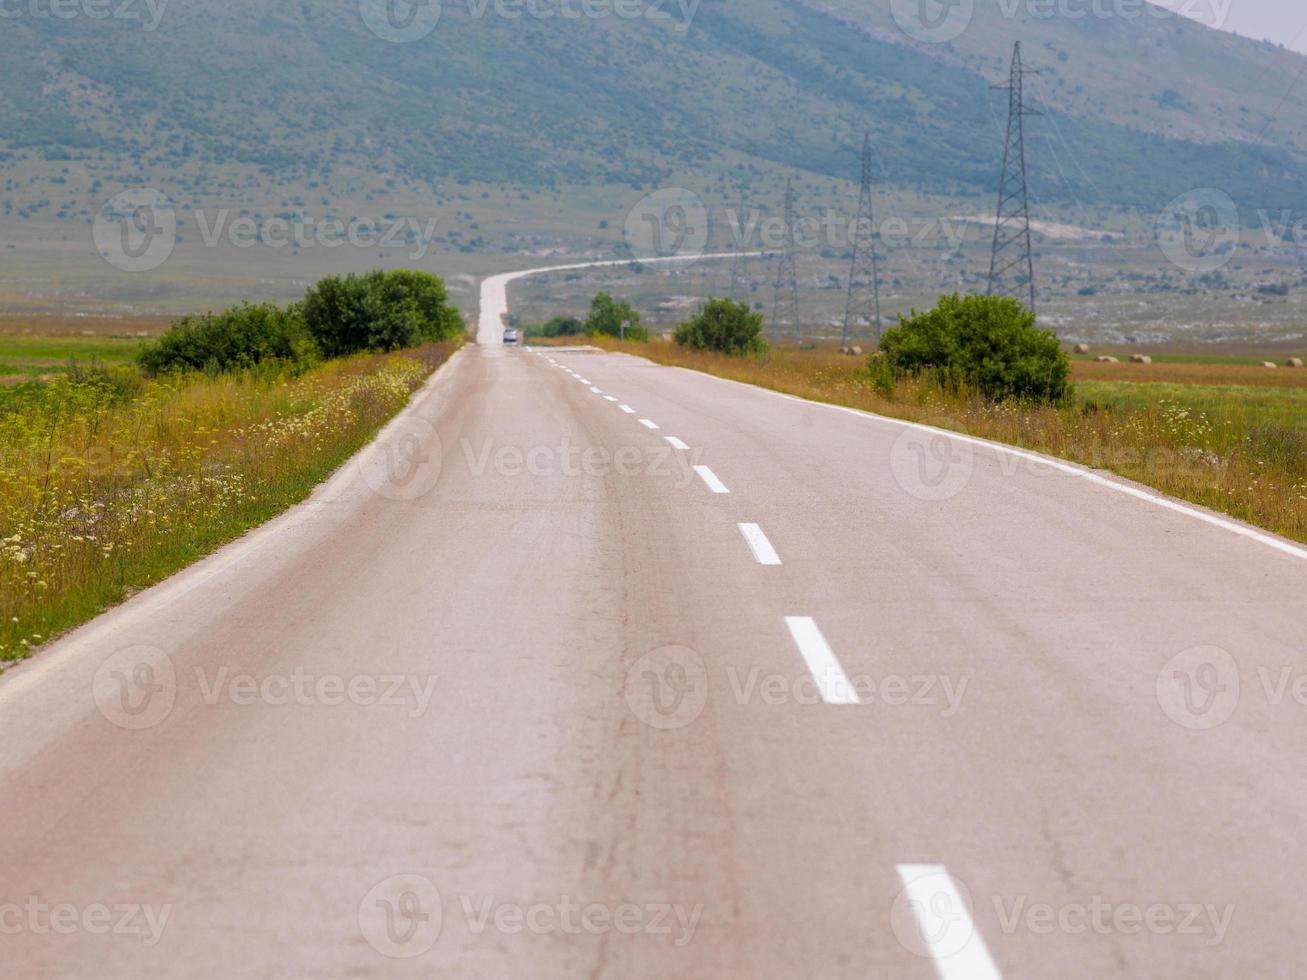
3,0 -> 1307,321
4,0 -> 1307,206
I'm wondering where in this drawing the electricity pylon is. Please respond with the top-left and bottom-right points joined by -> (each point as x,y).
843,132 -> 883,348
988,41 -> 1039,313
728,198 -> 746,302
772,179 -> 801,343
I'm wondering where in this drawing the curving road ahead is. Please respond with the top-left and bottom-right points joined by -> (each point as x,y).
1,267 -> 1305,978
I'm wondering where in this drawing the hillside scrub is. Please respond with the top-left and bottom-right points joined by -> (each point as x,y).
0,343 -> 458,662
675,298 -> 766,355
880,294 -> 1071,403
583,337 -> 1307,547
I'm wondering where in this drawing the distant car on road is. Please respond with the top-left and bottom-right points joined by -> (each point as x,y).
503,327 -> 519,345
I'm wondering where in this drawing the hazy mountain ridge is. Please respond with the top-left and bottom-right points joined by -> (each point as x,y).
2,0 -> 1307,224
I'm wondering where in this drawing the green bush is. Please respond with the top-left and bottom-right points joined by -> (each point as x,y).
538,315 -> 583,337
138,303 -> 317,376
878,293 -> 1071,402
674,298 -> 766,355
585,292 -> 647,341
301,269 -> 463,357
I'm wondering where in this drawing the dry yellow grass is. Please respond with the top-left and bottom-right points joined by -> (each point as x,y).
1072,359 -> 1307,388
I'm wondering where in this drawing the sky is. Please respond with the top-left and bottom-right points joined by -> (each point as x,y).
1178,0 -> 1307,54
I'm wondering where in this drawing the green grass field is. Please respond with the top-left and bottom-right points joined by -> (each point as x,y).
1077,381 -> 1307,432
0,335 -> 146,378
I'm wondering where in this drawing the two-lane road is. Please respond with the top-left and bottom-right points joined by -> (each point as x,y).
1,269 -> 1305,978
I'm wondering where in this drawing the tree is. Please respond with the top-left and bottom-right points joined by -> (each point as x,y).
585,292 -> 646,341
674,298 -> 766,355
301,269 -> 463,356
878,293 -> 1070,402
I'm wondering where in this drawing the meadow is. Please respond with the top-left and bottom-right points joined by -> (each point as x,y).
577,338 -> 1307,547
0,342 -> 457,662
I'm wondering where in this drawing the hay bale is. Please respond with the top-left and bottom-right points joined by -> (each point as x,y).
1129,354 -> 1152,365
1073,343 -> 1090,354
1095,355 -> 1119,363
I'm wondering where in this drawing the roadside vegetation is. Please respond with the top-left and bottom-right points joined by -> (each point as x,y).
0,271 -> 463,662
674,298 -> 767,356
585,292 -> 1307,546
525,292 -> 646,341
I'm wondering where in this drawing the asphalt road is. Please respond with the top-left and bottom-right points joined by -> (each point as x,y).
2,273 -> 1306,978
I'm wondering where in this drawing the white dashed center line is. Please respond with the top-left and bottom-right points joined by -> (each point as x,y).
783,617 -> 859,705
895,865 -> 1003,980
618,404 -> 636,414
604,395 -> 618,403
737,524 -> 781,565
693,465 -> 730,494
638,419 -> 660,430
664,436 -> 689,450
590,387 -> 603,394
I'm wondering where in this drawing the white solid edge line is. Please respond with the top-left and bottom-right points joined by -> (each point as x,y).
783,617 -> 859,705
618,404 -> 636,414
665,436 -> 689,450
693,465 -> 730,494
672,366 -> 1307,565
639,418 -> 660,430
738,523 -> 782,565
896,865 -> 1003,980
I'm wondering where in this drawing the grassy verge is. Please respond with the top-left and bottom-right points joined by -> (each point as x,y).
0,342 -> 458,662
582,338 -> 1307,546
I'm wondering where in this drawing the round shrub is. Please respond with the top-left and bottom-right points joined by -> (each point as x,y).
879,293 -> 1070,402
675,298 -> 767,356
